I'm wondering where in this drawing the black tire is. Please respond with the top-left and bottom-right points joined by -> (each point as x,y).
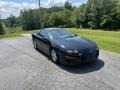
50,49 -> 59,64
33,39 -> 37,49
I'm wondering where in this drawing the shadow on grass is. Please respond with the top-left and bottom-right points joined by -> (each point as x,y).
36,48 -> 105,74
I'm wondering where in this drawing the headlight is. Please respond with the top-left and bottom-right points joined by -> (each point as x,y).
73,50 -> 79,53
66,50 -> 79,54
93,43 -> 99,49
96,47 -> 99,50
67,50 -> 73,53
94,45 -> 99,50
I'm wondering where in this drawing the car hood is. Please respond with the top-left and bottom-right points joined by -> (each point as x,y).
51,36 -> 96,51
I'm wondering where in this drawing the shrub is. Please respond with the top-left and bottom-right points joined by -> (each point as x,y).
0,22 -> 5,35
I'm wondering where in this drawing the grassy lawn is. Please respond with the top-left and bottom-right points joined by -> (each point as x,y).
0,30 -> 38,39
68,28 -> 120,54
0,27 -> 120,54
0,33 -> 21,39
0,27 -> 39,39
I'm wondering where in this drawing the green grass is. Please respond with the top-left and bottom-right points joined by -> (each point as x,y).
0,33 -> 21,39
1,27 -> 120,54
0,27 -> 39,39
68,28 -> 120,54
0,30 -> 38,39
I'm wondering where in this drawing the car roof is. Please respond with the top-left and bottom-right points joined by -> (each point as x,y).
41,28 -> 64,32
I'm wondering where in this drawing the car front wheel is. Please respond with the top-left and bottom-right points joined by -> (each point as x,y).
33,40 -> 37,49
51,49 -> 59,64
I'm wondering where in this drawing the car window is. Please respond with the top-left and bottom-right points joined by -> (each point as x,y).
48,29 -> 75,39
39,30 -> 46,37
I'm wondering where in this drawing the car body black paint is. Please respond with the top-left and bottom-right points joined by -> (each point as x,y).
32,28 -> 99,65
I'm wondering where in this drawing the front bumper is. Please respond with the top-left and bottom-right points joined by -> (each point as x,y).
59,49 -> 99,65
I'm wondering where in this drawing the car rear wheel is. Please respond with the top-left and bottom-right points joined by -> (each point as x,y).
33,40 -> 37,49
51,49 -> 59,64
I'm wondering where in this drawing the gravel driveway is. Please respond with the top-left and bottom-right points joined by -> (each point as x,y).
0,35 -> 120,90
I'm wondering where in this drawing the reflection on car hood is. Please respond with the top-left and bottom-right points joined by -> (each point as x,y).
51,36 -> 96,50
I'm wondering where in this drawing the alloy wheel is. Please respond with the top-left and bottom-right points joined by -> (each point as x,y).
33,40 -> 37,49
51,49 -> 58,63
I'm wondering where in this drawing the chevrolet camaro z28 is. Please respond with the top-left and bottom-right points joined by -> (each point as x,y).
32,28 -> 99,65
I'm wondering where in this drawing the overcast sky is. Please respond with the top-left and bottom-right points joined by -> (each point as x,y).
0,0 -> 87,19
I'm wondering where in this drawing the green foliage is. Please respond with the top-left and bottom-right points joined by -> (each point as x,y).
76,0 -> 120,29
0,22 -> 5,35
64,1 -> 73,11
20,9 -> 41,30
5,14 -> 17,27
62,9 -> 74,27
4,0 -> 120,30
47,12 -> 64,27
46,9 -> 74,27
47,6 -> 64,13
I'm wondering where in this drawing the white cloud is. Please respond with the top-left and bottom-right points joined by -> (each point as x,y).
72,0 -> 87,7
0,1 -> 38,19
41,0 -> 67,8
0,1 -> 38,10
0,0 -> 85,19
0,0 -> 67,11
72,2 -> 81,7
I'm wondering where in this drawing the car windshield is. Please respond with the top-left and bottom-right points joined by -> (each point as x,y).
48,29 -> 75,39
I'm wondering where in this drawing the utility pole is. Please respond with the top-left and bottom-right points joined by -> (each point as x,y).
39,0 -> 42,29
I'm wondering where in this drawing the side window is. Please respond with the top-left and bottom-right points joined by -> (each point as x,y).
39,30 -> 46,37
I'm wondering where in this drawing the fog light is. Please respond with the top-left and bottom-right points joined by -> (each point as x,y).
65,55 -> 74,59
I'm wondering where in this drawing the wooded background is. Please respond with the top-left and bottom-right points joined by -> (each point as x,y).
2,0 -> 120,31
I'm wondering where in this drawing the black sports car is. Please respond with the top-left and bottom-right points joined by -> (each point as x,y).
32,28 -> 99,65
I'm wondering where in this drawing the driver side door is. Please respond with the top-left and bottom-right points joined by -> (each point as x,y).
37,30 -> 51,55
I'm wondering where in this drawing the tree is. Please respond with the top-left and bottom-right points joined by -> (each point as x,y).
48,12 -> 65,27
73,7 -> 81,28
76,0 -> 119,29
20,9 -> 41,30
78,4 -> 90,28
5,14 -> 17,27
5,0 -> 119,30
65,1 -> 73,11
47,6 -> 64,13
99,0 -> 119,29
0,22 -> 5,35
43,13 -> 51,27
62,9 -> 74,27
88,0 -> 101,29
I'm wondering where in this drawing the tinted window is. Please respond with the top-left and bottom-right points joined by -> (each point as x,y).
48,29 -> 75,39
39,30 -> 46,37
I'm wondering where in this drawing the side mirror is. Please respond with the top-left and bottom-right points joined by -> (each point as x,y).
42,37 -> 50,43
37,32 -> 49,42
37,32 -> 40,35
37,33 -> 44,37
